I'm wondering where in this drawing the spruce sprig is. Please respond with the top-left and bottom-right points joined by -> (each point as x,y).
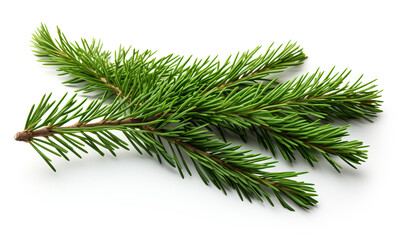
16,93 -> 317,210
15,24 -> 383,210
31,24 -> 306,98
194,69 -> 381,170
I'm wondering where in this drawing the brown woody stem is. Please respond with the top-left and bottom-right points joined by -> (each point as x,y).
100,77 -> 122,96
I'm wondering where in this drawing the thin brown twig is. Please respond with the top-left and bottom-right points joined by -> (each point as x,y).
100,77 -> 122,96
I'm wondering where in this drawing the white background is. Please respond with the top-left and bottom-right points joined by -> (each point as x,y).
1,1 -> 402,239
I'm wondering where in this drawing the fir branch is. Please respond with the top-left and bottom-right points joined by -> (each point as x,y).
16,93 -> 317,210
248,68 -> 383,122
193,111 -> 368,171
210,41 -> 306,92
17,23 -> 384,210
32,24 -> 306,99
186,68 -> 380,170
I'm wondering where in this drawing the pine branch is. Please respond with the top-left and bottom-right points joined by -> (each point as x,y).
211,42 -> 306,91
172,74 -> 374,171
209,70 -> 380,170
193,110 -> 368,171
249,68 -> 383,122
16,93 -> 317,210
32,24 -> 306,99
16,23 -> 385,211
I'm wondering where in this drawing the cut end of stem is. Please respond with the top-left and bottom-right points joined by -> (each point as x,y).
15,130 -> 33,142
15,127 -> 54,142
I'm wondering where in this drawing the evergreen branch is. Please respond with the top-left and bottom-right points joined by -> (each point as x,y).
16,93 -> 317,210
32,24 -> 112,92
183,73 -> 378,170
17,23 -> 384,210
194,111 -> 368,171
31,24 -> 306,99
211,41 -> 306,92
252,68 -> 383,121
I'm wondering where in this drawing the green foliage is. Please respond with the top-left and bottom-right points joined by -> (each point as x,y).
32,24 -> 306,98
15,24 -> 383,210
22,93 -> 317,210
192,69 -> 381,171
